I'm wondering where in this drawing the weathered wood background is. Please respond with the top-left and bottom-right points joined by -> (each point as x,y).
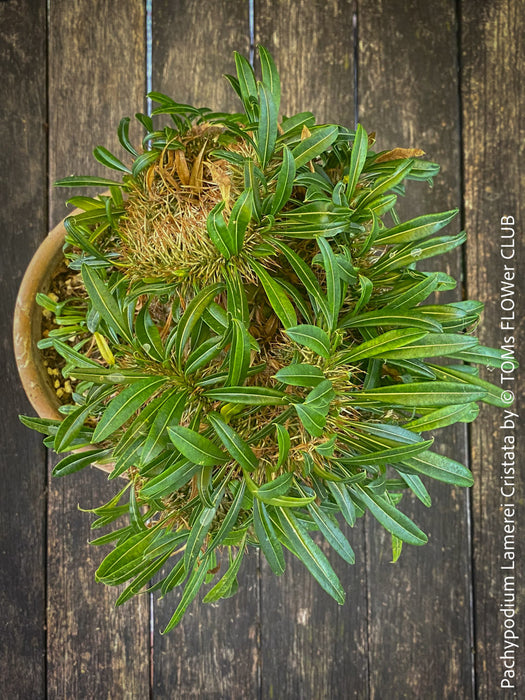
1,0 -> 523,697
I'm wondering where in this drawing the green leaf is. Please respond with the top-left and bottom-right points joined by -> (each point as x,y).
379,333 -> 479,360
275,424 -> 291,468
253,500 -> 285,575
162,559 -> 210,634
337,328 -> 429,363
96,526 -> 161,585
316,236 -> 341,330
257,473 -> 293,499
93,377 -> 167,442
292,125 -> 339,169
225,267 -> 249,323
171,283 -> 224,367
305,379 -> 335,410
327,481 -> 356,526
372,232 -> 467,275
54,402 -> 95,453
270,145 -> 296,214
203,537 -> 247,603
250,258 -> 297,328
185,492 -> 223,573
275,362 -> 325,388
285,324 -> 331,358
352,275 -> 374,316
207,201 -> 233,258
204,386 -> 290,406
346,124 -> 368,200
357,160 -> 413,210
271,239 -> 330,322
257,82 -> 278,168
168,426 -> 228,467
340,309 -> 442,332
132,150 -> 160,178
117,116 -> 139,156
54,175 -> 122,188
259,45 -> 281,113
385,273 -> 439,309
376,209 -> 458,245
307,502 -> 355,564
275,507 -> 345,603
227,318 -> 251,386
81,266 -> 132,343
208,481 -> 247,550
140,459 -> 200,499
234,51 -> 257,118
185,336 -> 223,375
338,439 -> 434,466
350,485 -> 427,545
397,472 -> 432,507
398,450 -> 474,487
294,402 -> 326,437
140,391 -> 187,464
404,403 -> 480,432
52,448 -> 110,477
348,381 -> 487,407
228,189 -> 253,254
448,344 -> 517,370
135,304 -> 165,361
93,145 -> 131,174
207,413 -> 258,471
427,363 -> 513,408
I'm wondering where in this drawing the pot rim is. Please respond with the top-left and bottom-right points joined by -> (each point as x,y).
13,207 -> 112,474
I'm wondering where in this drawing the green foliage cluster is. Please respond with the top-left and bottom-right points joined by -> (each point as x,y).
21,47 -> 513,632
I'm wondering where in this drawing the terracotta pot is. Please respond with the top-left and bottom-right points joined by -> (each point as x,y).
13,209 -> 112,473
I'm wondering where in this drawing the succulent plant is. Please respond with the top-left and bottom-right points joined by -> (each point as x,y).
21,47 -> 512,632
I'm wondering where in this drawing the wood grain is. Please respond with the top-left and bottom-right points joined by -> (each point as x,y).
255,4 -> 371,698
359,1 -> 474,697
46,2 -> 150,697
0,2 -> 47,697
151,3 -> 261,698
461,0 -> 524,696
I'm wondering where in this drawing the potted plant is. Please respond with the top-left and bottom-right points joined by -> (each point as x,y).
14,47 -> 511,633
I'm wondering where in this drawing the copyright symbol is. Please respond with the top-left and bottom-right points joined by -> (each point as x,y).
501,390 -> 515,404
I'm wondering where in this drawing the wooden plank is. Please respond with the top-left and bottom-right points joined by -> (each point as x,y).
255,4 -> 371,698
151,3 -> 261,697
46,2 -> 150,697
461,0 -> 524,695
358,1 -> 474,697
0,2 -> 47,697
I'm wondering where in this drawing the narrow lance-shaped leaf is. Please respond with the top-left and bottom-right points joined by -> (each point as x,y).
93,376 -> 167,443
228,188 -> 253,254
253,500 -> 285,575
207,201 -> 233,258
347,381 -> 487,407
376,209 -> 458,245
257,82 -> 278,169
337,328 -> 429,364
170,283 -> 224,367
250,258 -> 297,329
270,145 -> 296,215
275,507 -> 345,604
316,236 -> 341,331
346,124 -> 368,201
259,45 -> 281,113
81,266 -> 132,343
350,485 -> 427,545
292,125 -> 339,169
168,425 -> 228,467
285,324 -> 331,359
207,413 -> 258,471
